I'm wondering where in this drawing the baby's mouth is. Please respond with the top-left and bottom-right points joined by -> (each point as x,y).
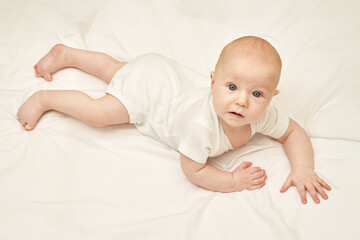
229,111 -> 245,118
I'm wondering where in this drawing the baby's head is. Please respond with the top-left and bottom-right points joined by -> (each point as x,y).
211,36 -> 282,129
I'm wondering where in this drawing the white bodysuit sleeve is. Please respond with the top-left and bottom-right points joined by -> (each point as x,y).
250,106 -> 290,139
178,122 -> 213,164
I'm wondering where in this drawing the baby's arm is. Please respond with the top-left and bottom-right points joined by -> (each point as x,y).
277,118 -> 331,204
180,153 -> 267,193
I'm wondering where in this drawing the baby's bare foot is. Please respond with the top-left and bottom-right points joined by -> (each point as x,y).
34,44 -> 69,82
17,91 -> 48,131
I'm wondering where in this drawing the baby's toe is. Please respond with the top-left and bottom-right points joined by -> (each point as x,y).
35,69 -> 42,78
24,123 -> 34,131
17,114 -> 24,123
43,73 -> 53,82
16,112 -> 28,127
18,119 -> 27,127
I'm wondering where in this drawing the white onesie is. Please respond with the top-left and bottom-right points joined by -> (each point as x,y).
106,54 -> 289,163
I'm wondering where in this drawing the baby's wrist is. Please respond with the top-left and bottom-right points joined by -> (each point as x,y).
291,165 -> 314,170
230,171 -> 236,192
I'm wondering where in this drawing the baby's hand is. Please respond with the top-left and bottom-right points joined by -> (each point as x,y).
232,162 -> 267,191
280,167 -> 331,204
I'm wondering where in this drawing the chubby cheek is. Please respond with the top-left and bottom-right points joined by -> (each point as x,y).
249,104 -> 268,121
212,93 -> 229,114
212,95 -> 222,114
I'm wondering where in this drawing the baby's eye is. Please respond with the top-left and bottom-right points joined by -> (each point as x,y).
228,84 -> 237,91
252,91 -> 261,98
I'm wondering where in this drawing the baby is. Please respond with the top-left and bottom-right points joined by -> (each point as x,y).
17,36 -> 331,204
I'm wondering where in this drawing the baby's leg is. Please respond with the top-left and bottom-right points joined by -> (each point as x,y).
35,44 -> 126,83
17,90 -> 129,131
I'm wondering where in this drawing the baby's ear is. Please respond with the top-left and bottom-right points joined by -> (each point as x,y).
210,71 -> 215,88
274,90 -> 280,96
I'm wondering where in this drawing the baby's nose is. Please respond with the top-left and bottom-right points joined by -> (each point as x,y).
235,93 -> 248,108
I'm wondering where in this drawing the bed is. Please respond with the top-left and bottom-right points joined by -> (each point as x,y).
1,0 -> 359,239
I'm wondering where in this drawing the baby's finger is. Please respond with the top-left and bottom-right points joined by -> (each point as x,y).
248,181 -> 266,191
251,169 -> 266,179
296,184 -> 307,204
247,166 -> 262,174
313,181 -> 328,200
305,183 -> 320,204
253,174 -> 267,185
239,161 -> 252,169
318,177 -> 332,191
280,176 -> 292,193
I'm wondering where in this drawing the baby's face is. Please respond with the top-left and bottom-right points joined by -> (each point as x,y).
211,52 -> 280,129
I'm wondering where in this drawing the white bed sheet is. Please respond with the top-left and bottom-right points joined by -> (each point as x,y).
1,0 -> 360,239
